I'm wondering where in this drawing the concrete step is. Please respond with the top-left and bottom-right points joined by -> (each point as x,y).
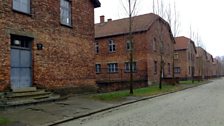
0,87 -> 62,107
6,90 -> 51,99
5,94 -> 61,106
12,87 -> 37,93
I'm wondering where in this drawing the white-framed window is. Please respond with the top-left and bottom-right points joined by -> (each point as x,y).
174,67 -> 181,74
174,53 -> 179,59
189,66 -> 191,75
126,40 -> 131,51
125,62 -> 136,72
108,39 -> 116,52
13,0 -> 31,14
168,63 -> 171,75
108,63 -> 118,73
60,0 -> 72,26
153,38 -> 156,51
95,64 -> 101,73
95,42 -> 99,54
154,61 -> 157,74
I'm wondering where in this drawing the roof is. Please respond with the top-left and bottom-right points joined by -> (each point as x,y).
174,36 -> 197,53
196,47 -> 207,58
92,0 -> 101,8
95,13 -> 161,38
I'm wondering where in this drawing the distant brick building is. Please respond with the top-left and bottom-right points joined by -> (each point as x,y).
174,36 -> 197,80
95,13 -> 175,91
195,47 -> 218,79
0,0 -> 100,91
205,53 -> 214,78
195,47 -> 207,79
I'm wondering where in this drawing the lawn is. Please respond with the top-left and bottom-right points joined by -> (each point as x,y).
179,80 -> 200,85
92,84 -> 177,102
92,80 -> 205,102
0,117 -> 10,125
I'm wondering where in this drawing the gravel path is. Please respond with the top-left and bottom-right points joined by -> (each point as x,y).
58,78 -> 224,126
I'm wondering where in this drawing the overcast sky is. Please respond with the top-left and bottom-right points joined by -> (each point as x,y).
94,0 -> 224,57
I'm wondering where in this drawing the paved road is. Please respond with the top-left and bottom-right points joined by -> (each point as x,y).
58,78 -> 224,126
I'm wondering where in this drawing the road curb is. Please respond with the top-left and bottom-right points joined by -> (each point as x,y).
46,81 -> 211,126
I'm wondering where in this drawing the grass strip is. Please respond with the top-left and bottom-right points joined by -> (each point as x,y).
92,81 -> 205,102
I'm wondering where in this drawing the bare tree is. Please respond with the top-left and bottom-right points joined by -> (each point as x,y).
153,0 -> 180,88
120,0 -> 139,94
153,0 -> 180,37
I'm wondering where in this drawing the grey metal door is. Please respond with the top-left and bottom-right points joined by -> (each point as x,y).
10,40 -> 32,89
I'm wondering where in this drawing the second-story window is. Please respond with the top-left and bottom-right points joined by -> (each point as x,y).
95,42 -> 99,54
174,53 -> 179,59
126,40 -> 131,51
13,0 -> 31,14
153,38 -> 156,51
109,39 -> 116,52
60,0 -> 72,26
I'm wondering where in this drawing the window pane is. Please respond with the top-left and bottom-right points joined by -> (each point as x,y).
13,0 -> 30,14
60,0 -> 71,26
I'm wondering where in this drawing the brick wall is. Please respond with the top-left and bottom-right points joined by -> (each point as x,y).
0,0 -> 96,92
95,17 -> 174,89
95,32 -> 148,82
146,20 -> 174,83
174,39 -> 196,80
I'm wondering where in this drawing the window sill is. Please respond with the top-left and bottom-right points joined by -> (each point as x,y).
124,71 -> 137,73
108,72 -> 118,74
12,9 -> 32,16
108,51 -> 116,54
60,23 -> 73,28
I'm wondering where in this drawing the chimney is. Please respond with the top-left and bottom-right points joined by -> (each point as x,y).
100,15 -> 105,23
107,19 -> 112,22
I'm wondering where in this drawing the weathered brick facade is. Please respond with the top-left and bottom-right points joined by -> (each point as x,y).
174,37 -> 196,80
95,13 -> 175,90
195,47 -> 221,79
195,47 -> 207,79
0,0 -> 100,92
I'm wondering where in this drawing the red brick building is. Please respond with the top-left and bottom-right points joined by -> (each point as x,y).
95,13 -> 175,91
195,47 -> 218,79
0,0 -> 100,91
174,36 -> 197,80
212,59 -> 219,77
195,47 -> 207,79
205,53 -> 214,78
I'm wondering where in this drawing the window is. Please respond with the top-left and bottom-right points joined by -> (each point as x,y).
60,0 -> 72,26
189,66 -> 191,75
168,63 -> 171,75
95,42 -> 99,54
95,64 -> 101,73
153,38 -> 156,51
11,35 -> 32,49
154,61 -> 157,74
126,40 -> 131,51
13,0 -> 31,14
174,53 -> 179,59
174,67 -> 180,74
188,52 -> 191,60
108,39 -> 116,52
125,62 -> 136,72
108,63 -> 118,73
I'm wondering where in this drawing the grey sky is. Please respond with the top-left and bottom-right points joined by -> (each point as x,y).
94,0 -> 224,57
